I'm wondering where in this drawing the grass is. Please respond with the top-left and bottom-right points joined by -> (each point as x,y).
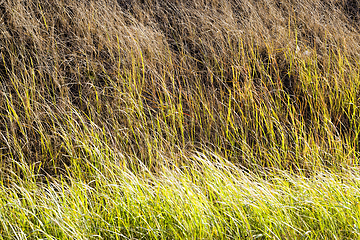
0,0 -> 360,238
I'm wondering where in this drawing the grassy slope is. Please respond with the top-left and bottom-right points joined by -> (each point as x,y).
0,0 -> 360,239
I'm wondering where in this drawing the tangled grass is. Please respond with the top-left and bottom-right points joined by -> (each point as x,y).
0,0 -> 360,238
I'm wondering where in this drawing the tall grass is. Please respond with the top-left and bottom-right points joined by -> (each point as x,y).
0,0 -> 360,238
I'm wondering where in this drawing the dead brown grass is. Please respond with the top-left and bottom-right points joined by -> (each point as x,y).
0,0 -> 359,178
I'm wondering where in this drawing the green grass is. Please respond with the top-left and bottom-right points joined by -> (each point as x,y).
0,0 -> 360,238
2,155 -> 360,239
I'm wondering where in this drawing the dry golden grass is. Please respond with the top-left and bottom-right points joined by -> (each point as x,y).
1,0 -> 360,238
2,0 -> 359,174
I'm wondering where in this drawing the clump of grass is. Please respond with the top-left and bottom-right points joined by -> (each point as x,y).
0,0 -> 360,238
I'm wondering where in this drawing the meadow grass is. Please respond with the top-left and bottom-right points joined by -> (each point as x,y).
0,0 -> 360,239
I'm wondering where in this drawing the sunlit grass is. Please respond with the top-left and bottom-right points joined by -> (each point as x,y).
0,0 -> 360,238
2,154 -> 360,239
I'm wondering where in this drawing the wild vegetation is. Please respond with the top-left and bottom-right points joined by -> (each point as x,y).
0,0 -> 360,238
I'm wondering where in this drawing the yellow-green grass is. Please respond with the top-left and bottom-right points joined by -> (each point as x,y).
2,154 -> 360,239
0,0 -> 360,238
